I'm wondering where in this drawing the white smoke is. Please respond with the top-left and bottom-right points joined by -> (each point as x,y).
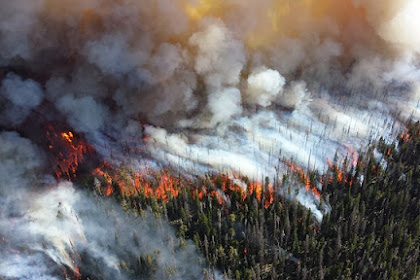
278,81 -> 308,109
208,87 -> 243,126
377,0 -> 420,52
246,67 -> 285,107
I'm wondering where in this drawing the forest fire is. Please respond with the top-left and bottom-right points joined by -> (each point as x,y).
400,125 -> 411,142
46,119 -> 331,214
136,173 -> 181,202
46,125 -> 91,180
93,164 -> 182,200
92,162 -> 293,209
326,159 -> 354,187
92,164 -> 114,196
284,162 -> 321,199
3,0 -> 420,278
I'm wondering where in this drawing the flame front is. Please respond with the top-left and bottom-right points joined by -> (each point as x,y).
92,162 -> 310,209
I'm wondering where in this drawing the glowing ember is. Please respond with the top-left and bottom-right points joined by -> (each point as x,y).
61,132 -> 74,143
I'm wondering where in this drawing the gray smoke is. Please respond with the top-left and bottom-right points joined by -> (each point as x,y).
0,73 -> 44,125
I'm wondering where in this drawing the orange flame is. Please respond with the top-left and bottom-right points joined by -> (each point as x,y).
47,126 -> 91,180
92,165 -> 114,196
326,158 -> 354,187
60,132 -> 74,143
210,190 -> 224,205
284,162 -> 321,199
132,172 -> 180,202
264,184 -> 275,209
73,264 -> 81,280
400,130 -> 410,142
92,160 -> 323,209
248,181 -> 263,201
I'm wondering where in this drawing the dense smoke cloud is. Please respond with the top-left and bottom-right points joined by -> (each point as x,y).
1,1 -> 420,275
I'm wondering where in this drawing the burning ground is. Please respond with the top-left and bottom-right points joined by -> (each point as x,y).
1,0 -> 420,278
